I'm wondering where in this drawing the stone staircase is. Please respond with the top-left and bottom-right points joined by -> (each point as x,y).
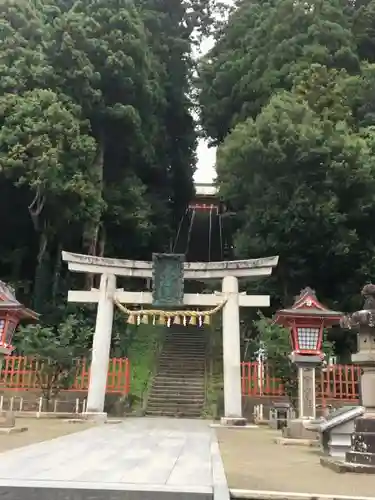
146,326 -> 207,417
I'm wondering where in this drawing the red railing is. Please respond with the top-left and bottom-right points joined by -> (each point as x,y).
0,356 -> 130,394
241,361 -> 284,396
317,364 -> 360,401
241,361 -> 360,401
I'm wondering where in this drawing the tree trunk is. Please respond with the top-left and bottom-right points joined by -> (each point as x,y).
33,227 -> 50,313
51,242 -> 62,306
83,139 -> 105,290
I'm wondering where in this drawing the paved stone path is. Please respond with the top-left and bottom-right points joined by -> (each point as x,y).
0,418 -> 228,499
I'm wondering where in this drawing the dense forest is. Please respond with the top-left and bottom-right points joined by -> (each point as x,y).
199,0 -> 375,319
0,0 -> 214,309
0,0 -> 217,370
3,0 -> 375,364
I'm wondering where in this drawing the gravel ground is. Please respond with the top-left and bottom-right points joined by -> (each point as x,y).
216,427 -> 375,496
0,418 -> 94,453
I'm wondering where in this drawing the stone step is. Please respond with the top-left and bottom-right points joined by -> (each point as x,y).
153,375 -> 205,382
151,384 -> 204,392
157,371 -> 205,378
157,371 -> 205,377
163,346 -> 206,351
151,388 -> 205,396
157,364 -> 205,371
145,409 -> 202,418
162,351 -> 205,356
164,341 -> 205,344
166,332 -> 206,336
165,336 -> 206,341
158,360 -> 205,367
153,377 -> 205,385
159,353 -> 206,360
163,347 -> 206,351
149,387 -> 205,400
147,401 -> 204,410
165,340 -> 206,344
157,368 -> 205,374
158,365 -> 205,370
150,383 -> 205,392
160,355 -> 205,360
159,358 -> 206,368
148,395 -> 205,404
161,347 -> 206,352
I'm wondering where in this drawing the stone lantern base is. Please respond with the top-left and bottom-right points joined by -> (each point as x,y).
344,416 -> 375,472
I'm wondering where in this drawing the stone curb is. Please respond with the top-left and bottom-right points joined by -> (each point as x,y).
230,489 -> 375,500
0,426 -> 27,434
210,439 -> 230,500
210,424 -> 258,430
274,437 -> 319,447
320,457 -> 375,474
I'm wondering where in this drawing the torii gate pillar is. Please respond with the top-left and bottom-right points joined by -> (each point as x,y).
86,274 -> 116,416
222,275 -> 243,423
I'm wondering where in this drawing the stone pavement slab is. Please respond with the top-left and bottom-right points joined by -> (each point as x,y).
0,418 -> 228,500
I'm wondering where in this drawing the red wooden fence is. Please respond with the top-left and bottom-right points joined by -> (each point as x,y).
0,357 -> 359,402
0,356 -> 130,394
241,361 -> 361,402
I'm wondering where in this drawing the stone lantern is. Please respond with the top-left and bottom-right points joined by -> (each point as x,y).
275,287 -> 342,439
0,281 -> 38,363
339,284 -> 375,472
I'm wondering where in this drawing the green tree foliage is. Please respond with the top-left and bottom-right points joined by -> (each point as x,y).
0,0 -> 202,346
198,0 -> 375,359
217,92 -> 375,308
199,0 -> 359,145
14,315 -> 92,402
253,315 -> 298,407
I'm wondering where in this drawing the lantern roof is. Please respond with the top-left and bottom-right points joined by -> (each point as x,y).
275,287 -> 342,325
0,281 -> 38,320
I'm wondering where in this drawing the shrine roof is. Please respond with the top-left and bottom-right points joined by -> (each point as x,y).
0,281 -> 38,320
275,287 -> 342,320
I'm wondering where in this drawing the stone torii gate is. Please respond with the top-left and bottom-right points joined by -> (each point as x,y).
62,251 -> 278,423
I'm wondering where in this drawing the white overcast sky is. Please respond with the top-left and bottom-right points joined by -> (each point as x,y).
193,2 -> 234,184
193,30 -> 218,184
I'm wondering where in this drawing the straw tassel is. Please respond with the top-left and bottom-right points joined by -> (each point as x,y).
203,315 -> 210,326
173,315 -> 181,325
189,315 -> 197,326
127,314 -> 135,325
142,314 -> 149,325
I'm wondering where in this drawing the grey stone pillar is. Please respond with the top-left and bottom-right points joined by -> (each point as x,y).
297,364 -> 317,419
86,273 -> 116,418
291,353 -> 321,419
281,354 -> 321,440
220,275 -> 246,426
